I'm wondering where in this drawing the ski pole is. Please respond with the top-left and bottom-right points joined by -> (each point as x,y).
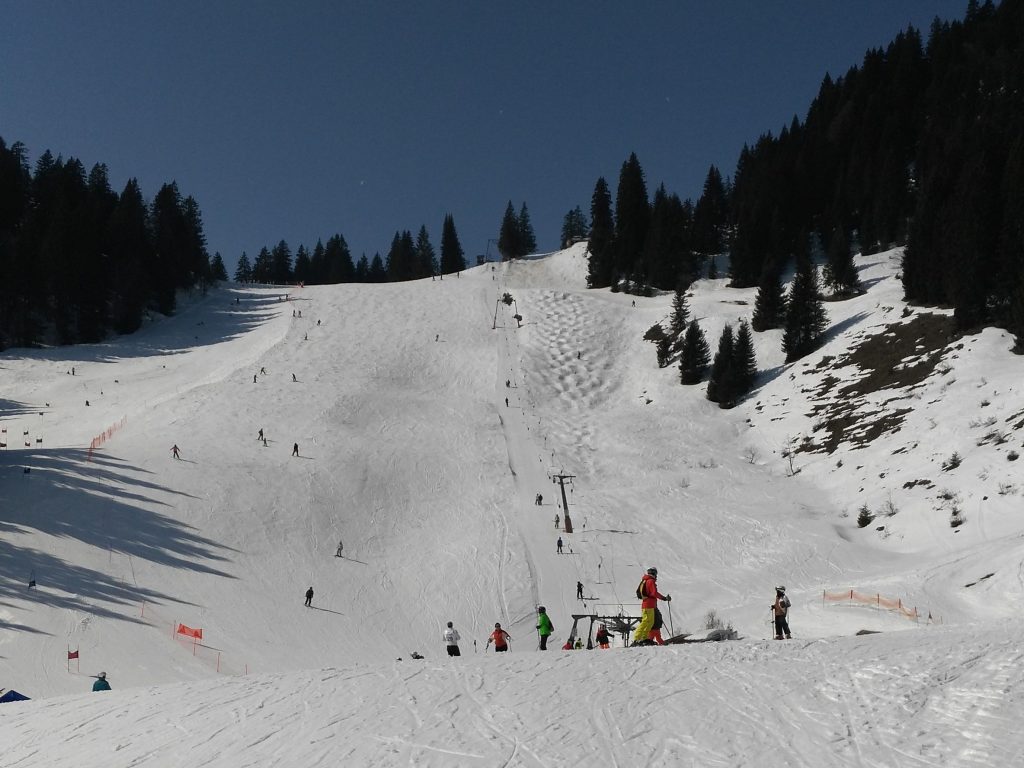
667,601 -> 675,638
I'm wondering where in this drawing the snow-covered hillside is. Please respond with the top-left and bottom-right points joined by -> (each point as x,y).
2,244 -> 1023,766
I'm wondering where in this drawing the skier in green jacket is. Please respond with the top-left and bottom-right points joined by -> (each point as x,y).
536,606 -> 554,650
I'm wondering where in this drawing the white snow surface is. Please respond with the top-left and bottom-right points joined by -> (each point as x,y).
2,244 -> 1024,766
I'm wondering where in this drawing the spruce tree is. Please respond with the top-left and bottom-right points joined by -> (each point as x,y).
271,240 -> 293,284
692,164 -> 729,256
440,213 -> 466,274
210,252 -> 228,281
678,320 -> 711,384
234,252 -> 252,282
324,234 -> 354,283
783,245 -> 829,362
707,324 -> 735,406
822,226 -> 859,296
614,152 -> 650,280
292,246 -> 310,284
252,247 -> 273,283
415,225 -> 438,277
669,284 -> 690,340
107,178 -> 151,334
368,253 -> 386,282
498,201 -> 521,260
731,320 -> 757,396
561,206 -> 588,247
354,253 -> 369,282
751,264 -> 786,332
518,203 -> 536,255
587,177 -> 615,288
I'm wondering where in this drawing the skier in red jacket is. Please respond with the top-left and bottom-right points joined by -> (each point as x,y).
486,623 -> 512,652
633,567 -> 671,646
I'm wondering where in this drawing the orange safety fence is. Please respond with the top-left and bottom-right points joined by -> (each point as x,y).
138,601 -> 250,677
822,589 -> 942,624
87,416 -> 127,461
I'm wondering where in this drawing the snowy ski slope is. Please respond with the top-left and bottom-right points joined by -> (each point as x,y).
2,243 -> 1024,766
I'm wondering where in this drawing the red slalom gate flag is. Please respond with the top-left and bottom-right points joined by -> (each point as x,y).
67,649 -> 79,659
176,623 -> 203,640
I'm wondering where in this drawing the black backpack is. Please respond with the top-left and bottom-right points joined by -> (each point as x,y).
636,579 -> 647,600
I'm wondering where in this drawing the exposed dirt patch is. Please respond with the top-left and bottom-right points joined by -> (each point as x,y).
798,314 -> 960,454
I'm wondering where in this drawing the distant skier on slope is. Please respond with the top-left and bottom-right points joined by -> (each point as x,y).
773,586 -> 792,640
335,540 -> 344,557
292,442 -> 299,457
596,624 -> 610,649
304,586 -> 314,607
576,581 -> 584,600
170,444 -> 180,459
632,567 -> 671,646
257,428 -> 264,441
486,623 -> 512,652
556,537 -> 563,554
443,622 -> 461,657
536,606 -> 553,650
92,672 -> 110,692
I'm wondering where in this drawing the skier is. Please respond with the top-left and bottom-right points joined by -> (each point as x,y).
292,442 -> 299,457
772,586 -> 792,639
443,621 -> 461,657
574,637 -> 583,650
632,567 -> 671,646
260,367 -> 266,375
171,445 -> 180,459
536,493 -> 543,506
253,374 -> 257,383
596,624 -> 610,649
317,319 -> 321,326
554,513 -> 559,529
486,622 -> 511,652
92,672 -> 110,692
505,397 -> 509,407
257,428 -> 264,441
292,373 -> 297,382
576,581 -> 584,600
335,540 -> 344,557
304,586 -> 314,607
556,537 -> 563,554
650,607 -> 666,645
536,606 -> 553,650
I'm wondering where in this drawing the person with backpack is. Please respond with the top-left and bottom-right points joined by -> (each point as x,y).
632,567 -> 671,646
443,621 -> 461,657
772,586 -> 792,639
486,623 -> 512,652
536,606 -> 554,650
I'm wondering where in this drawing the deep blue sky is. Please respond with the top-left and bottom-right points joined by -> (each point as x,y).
1,2 -> 968,270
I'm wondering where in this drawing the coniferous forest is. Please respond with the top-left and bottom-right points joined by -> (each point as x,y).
586,0 -> 1024,349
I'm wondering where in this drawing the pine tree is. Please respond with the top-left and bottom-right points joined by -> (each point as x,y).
498,201 -> 521,260
440,213 -> 466,274
678,320 -> 711,384
235,252 -> 252,282
106,178 -> 151,334
292,246 -> 310,284
669,284 -> 690,339
323,234 -> 354,283
271,240 -> 293,284
561,206 -> 588,247
707,324 -> 735,406
252,247 -> 273,283
822,226 -> 859,296
751,264 -> 786,331
210,252 -> 228,281
354,253 -> 369,282
518,203 -> 536,255
587,177 -> 615,288
692,165 -> 729,256
731,320 -> 757,396
368,253 -> 386,282
309,240 -> 326,283
783,244 -> 829,362
656,336 -> 671,368
386,230 -> 416,282
415,225 -> 437,277
614,152 -> 650,280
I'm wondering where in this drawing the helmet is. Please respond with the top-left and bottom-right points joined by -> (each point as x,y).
776,586 -> 786,592
446,621 -> 453,628
97,672 -> 106,679
647,567 -> 658,577
494,622 -> 501,628
538,606 -> 546,612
